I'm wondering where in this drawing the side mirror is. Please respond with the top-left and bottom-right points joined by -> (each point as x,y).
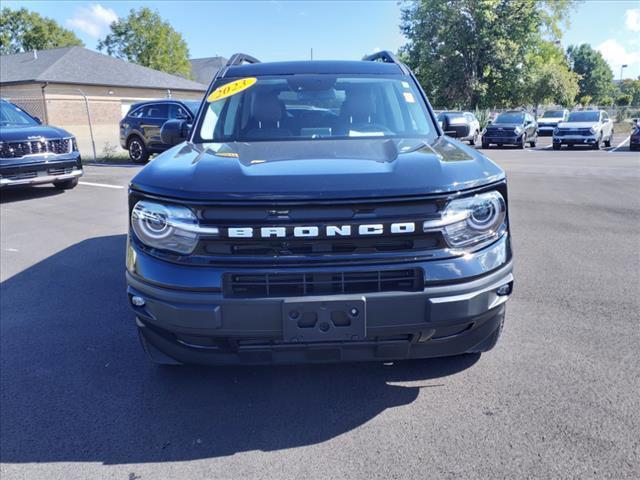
444,130 -> 459,138
161,119 -> 190,145
487,120 -> 492,125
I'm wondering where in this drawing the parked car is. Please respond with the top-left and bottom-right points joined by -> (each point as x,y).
482,111 -> 537,149
0,99 -> 82,189
537,108 -> 569,136
629,119 -> 640,151
552,110 -> 614,150
126,51 -> 513,366
437,111 -> 481,145
120,99 -> 201,163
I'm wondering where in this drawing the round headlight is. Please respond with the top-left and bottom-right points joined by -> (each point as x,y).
427,191 -> 507,249
131,200 -> 200,254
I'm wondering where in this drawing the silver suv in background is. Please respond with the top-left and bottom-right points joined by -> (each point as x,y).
537,109 -> 569,136
553,110 -> 614,150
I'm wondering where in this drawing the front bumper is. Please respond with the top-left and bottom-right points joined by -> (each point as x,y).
553,135 -> 597,145
0,155 -> 83,187
483,134 -> 519,145
537,126 -> 556,136
126,235 -> 514,365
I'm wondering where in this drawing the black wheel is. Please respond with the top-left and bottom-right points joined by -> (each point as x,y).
592,135 -> 602,150
552,143 -> 561,150
53,177 -> 79,190
529,135 -> 537,148
604,131 -> 613,148
482,141 -> 490,149
467,309 -> 505,353
128,136 -> 149,163
497,143 -> 503,148
469,130 -> 478,146
517,135 -> 526,149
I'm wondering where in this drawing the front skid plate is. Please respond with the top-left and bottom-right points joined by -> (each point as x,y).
282,296 -> 366,343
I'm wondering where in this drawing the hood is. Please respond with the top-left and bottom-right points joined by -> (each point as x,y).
130,137 -> 505,201
557,121 -> 598,129
0,124 -> 73,142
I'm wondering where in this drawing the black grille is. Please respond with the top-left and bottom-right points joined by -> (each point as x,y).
224,268 -> 423,297
201,234 -> 441,256
555,129 -> 592,137
0,138 -> 71,159
194,198 -> 444,259
483,128 -> 516,138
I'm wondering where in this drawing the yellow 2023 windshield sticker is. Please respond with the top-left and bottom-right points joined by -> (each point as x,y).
207,77 -> 257,102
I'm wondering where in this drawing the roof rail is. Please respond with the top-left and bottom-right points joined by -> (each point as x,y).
226,53 -> 261,67
363,50 -> 410,74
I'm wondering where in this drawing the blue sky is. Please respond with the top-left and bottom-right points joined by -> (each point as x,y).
4,0 -> 640,78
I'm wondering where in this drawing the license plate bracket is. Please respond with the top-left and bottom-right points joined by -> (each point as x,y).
282,296 -> 366,343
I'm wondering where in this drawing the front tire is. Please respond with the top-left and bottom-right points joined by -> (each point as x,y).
593,134 -> 602,150
604,131 -> 613,148
552,143 -> 561,150
517,135 -> 526,149
128,137 -> 149,163
529,135 -> 537,148
469,130 -> 478,146
53,177 -> 79,190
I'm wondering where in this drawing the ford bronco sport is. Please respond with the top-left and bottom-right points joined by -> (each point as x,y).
126,52 -> 514,366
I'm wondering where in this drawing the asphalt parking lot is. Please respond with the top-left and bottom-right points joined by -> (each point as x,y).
1,134 -> 639,479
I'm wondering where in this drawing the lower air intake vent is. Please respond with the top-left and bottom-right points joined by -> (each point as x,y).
224,268 -> 423,298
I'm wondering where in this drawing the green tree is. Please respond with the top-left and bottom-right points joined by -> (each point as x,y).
566,44 -> 614,103
0,7 -> 83,55
528,41 -> 580,113
399,0 -> 576,108
616,94 -> 632,107
98,7 -> 191,77
618,79 -> 640,106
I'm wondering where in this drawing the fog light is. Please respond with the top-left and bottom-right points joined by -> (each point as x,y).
496,284 -> 511,296
131,295 -> 146,307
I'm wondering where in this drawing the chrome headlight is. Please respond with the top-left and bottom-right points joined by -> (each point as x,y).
131,200 -> 218,254
589,127 -> 596,135
424,191 -> 507,249
514,126 -> 523,134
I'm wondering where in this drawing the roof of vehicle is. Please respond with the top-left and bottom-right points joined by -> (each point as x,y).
224,60 -> 404,78
129,98 -> 201,109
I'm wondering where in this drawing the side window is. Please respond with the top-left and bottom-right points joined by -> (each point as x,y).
169,104 -> 191,120
128,107 -> 144,118
144,104 -> 168,119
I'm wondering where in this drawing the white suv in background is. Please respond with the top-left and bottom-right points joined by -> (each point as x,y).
552,110 -> 614,150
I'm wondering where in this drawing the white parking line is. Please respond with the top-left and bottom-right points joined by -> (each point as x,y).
609,136 -> 630,153
78,181 -> 124,189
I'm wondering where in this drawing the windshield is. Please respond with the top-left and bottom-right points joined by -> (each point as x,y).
183,101 -> 201,116
0,101 -> 38,126
542,110 -> 565,118
196,75 -> 435,142
494,112 -> 524,124
567,111 -> 599,122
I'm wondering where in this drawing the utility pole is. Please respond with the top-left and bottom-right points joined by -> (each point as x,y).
620,64 -> 628,83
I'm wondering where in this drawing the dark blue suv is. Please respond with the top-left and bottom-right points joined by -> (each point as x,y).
119,99 -> 200,163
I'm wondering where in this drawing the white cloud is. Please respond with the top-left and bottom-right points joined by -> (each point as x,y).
596,39 -> 640,74
66,4 -> 118,39
625,8 -> 640,32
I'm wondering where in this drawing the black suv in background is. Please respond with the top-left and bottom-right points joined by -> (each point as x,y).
126,52 -> 513,366
120,99 -> 201,163
0,99 -> 82,189
482,111 -> 537,149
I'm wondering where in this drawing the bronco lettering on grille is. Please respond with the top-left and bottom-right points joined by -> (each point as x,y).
227,222 -> 416,239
